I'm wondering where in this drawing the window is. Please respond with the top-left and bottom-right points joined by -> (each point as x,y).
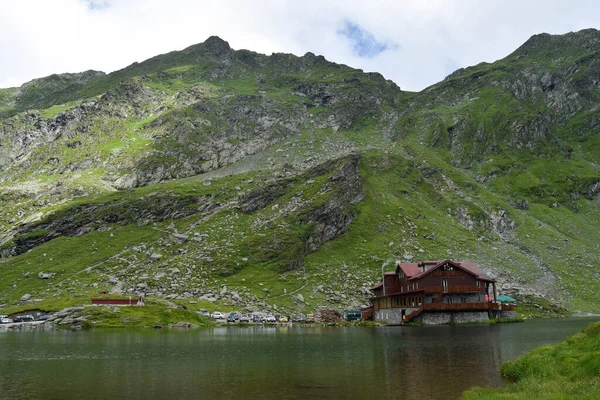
476,281 -> 480,288
442,280 -> 448,292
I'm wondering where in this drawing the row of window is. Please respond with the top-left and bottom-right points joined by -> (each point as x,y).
390,296 -> 422,308
395,279 -> 482,293
400,281 -> 419,292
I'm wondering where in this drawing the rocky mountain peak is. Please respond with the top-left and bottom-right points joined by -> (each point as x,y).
20,70 -> 106,90
511,28 -> 600,59
203,35 -> 233,54
183,35 -> 234,63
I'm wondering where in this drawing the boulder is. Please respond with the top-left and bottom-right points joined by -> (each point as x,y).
172,233 -> 189,244
172,321 -> 199,329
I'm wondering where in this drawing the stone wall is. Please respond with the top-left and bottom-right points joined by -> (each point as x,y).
416,311 -> 489,325
490,310 -> 517,319
375,308 -> 503,325
374,308 -> 419,325
418,312 -> 452,325
452,311 -> 489,324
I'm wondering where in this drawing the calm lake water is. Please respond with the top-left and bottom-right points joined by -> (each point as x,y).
0,318 -> 597,400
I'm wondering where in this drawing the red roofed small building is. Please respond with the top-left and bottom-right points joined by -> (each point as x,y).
371,260 -> 514,324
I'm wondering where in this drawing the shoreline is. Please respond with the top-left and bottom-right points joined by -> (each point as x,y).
9,315 -> 600,332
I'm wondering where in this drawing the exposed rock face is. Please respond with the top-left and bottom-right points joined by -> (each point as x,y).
240,184 -> 286,214
304,155 -> 364,250
0,36 -> 399,191
452,206 -> 515,236
1,193 -> 219,257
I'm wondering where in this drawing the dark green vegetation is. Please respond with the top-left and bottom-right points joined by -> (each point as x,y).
464,320 -> 600,399
81,302 -> 213,328
1,30 -> 600,319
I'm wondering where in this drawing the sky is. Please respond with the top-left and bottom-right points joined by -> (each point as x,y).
1,0 -> 599,92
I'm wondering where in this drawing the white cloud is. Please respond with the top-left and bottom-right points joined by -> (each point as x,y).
0,0 -> 599,91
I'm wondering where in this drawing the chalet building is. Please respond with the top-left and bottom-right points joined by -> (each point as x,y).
370,260 -> 515,325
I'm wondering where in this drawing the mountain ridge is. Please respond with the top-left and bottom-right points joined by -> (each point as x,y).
0,29 -> 599,317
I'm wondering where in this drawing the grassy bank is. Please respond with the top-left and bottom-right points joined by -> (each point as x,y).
463,320 -> 600,399
82,301 -> 214,328
1,298 -> 214,329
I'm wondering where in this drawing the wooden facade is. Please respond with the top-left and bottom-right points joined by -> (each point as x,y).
371,260 -> 502,323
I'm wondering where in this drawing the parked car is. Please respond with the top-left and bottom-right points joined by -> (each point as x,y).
239,314 -> 251,323
265,315 -> 276,323
278,315 -> 289,323
343,310 -> 362,322
252,315 -> 264,323
35,314 -> 51,321
211,311 -> 225,319
305,314 -> 315,323
227,313 -> 240,323
13,315 -> 34,323
197,309 -> 210,317
292,315 -> 304,323
0,315 -> 12,324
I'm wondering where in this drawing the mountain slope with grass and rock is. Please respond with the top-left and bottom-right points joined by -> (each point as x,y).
1,30 -> 599,319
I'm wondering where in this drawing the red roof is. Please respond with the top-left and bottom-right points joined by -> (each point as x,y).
458,262 -> 493,281
395,260 -> 495,282
396,262 -> 420,277
370,282 -> 383,290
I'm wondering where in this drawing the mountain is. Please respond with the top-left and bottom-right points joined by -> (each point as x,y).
0,31 -> 599,317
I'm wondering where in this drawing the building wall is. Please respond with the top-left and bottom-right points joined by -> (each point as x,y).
424,294 -> 436,304
489,310 -> 517,319
441,293 -> 482,303
375,308 -> 494,325
417,311 -> 489,325
374,308 -> 419,325
418,269 -> 485,294
396,263 -> 489,296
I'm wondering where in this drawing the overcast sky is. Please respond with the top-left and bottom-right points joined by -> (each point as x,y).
1,0 -> 599,92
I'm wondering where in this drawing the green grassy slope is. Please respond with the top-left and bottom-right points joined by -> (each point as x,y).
464,320 -> 600,399
1,146 -> 599,315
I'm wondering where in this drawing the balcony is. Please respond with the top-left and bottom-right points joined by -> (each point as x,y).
421,302 -> 500,311
423,285 -> 481,293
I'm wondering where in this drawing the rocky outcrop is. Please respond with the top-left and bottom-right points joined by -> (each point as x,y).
452,206 -> 515,236
303,155 -> 364,250
1,193 -> 219,257
240,184 -> 286,214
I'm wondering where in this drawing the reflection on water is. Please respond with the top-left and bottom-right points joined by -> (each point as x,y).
0,318 -> 597,400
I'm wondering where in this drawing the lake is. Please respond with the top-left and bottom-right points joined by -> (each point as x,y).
0,318 -> 597,400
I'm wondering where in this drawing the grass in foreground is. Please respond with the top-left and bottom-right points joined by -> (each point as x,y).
463,321 -> 600,399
